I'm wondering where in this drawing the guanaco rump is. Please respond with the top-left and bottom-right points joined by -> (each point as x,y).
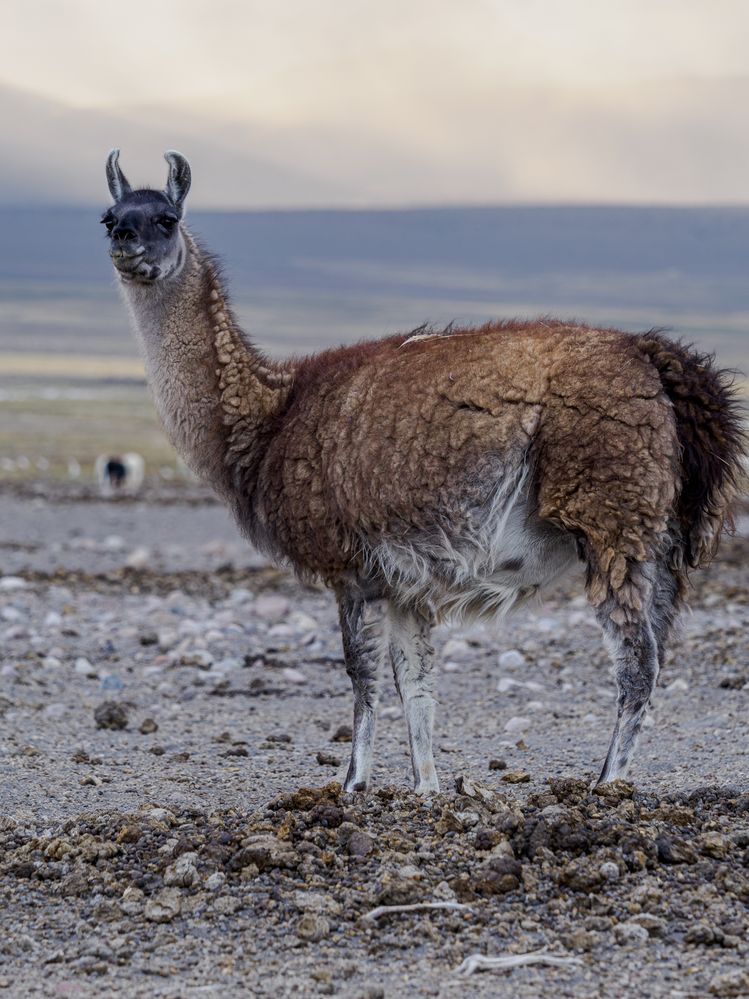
102,150 -> 744,793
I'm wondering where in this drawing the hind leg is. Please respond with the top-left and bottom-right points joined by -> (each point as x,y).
649,551 -> 682,669
592,558 -> 660,785
388,603 -> 439,794
596,609 -> 659,784
337,587 -> 387,792
597,553 -> 683,786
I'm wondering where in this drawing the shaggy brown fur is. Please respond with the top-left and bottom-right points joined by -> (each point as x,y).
234,318 -> 740,618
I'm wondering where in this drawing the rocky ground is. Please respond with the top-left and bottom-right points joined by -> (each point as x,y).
0,484 -> 748,998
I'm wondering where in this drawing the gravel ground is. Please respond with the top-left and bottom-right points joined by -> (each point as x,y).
0,485 -> 748,998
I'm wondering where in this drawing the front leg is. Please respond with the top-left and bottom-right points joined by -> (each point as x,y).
337,587 -> 387,792
388,603 -> 439,794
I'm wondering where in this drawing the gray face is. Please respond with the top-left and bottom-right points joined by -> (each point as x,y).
101,149 -> 191,284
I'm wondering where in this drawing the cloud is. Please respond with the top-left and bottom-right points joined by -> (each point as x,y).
0,84 -> 349,207
2,72 -> 749,207
2,0 -> 749,205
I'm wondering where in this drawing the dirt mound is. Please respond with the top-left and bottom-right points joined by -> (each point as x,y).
2,779 -> 748,992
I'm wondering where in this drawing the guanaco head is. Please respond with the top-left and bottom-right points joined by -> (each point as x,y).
101,149 -> 191,284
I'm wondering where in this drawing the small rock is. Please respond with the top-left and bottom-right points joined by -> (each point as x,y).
709,969 -> 749,997
124,547 -> 151,569
294,891 -> 343,916
455,775 -> 496,805
157,629 -> 179,651
561,929 -> 599,952
497,677 -> 520,693
331,724 -> 352,743
718,675 -> 748,690
499,649 -> 525,669
488,758 -> 507,771
141,805 -> 176,826
346,830 -> 374,858
205,872 -> 226,891
3,624 -> 28,640
0,577 -> 28,591
120,886 -> 144,916
375,867 -> 424,906
164,852 -> 199,887
94,701 -> 128,730
436,807 -> 464,833
600,861 -> 620,882
629,914 -> 667,937
559,858 -> 604,892
656,835 -> 698,865
282,667 -> 307,685
504,716 -> 530,734
44,703 -> 67,719
432,880 -> 457,902
685,922 -> 716,945
474,827 -> 502,850
139,631 -> 159,646
473,856 -> 522,895
100,673 -> 124,692
139,718 -> 158,734
442,638 -> 472,660
665,678 -> 689,693
213,895 -> 241,916
233,835 -> 299,872
699,832 -> 731,859
296,913 -> 329,942
289,611 -> 318,631
253,595 -> 290,621
79,774 -> 102,787
613,922 -> 649,946
316,751 -> 340,767
501,770 -> 531,784
74,657 -> 94,675
179,650 -> 213,670
144,888 -> 182,923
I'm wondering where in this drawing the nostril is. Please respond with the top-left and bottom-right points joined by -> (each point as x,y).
113,226 -> 137,242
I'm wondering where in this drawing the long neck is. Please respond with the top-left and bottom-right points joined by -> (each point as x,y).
120,230 -> 292,504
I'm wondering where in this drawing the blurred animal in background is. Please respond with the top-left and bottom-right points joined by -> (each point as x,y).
95,453 -> 145,497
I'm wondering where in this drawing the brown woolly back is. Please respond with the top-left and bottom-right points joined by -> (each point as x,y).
636,331 -> 746,568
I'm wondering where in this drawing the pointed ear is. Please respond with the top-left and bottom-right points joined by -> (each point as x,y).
106,149 -> 132,202
164,150 -> 191,213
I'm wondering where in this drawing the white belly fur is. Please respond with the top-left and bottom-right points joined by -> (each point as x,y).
365,466 -> 578,621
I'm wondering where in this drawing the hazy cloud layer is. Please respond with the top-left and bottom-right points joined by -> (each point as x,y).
2,0 -> 749,206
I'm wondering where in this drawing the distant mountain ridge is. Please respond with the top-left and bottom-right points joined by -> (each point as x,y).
1,205 -> 747,372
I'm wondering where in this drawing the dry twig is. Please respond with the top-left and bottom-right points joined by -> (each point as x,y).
362,901 -> 472,923
456,950 -> 583,975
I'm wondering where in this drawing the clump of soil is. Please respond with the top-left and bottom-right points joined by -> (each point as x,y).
2,778 -> 747,991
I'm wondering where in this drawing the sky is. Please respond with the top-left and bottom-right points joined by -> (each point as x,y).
2,0 -> 749,207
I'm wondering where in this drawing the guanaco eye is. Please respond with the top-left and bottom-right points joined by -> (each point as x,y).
101,216 -> 116,233
156,215 -> 177,233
